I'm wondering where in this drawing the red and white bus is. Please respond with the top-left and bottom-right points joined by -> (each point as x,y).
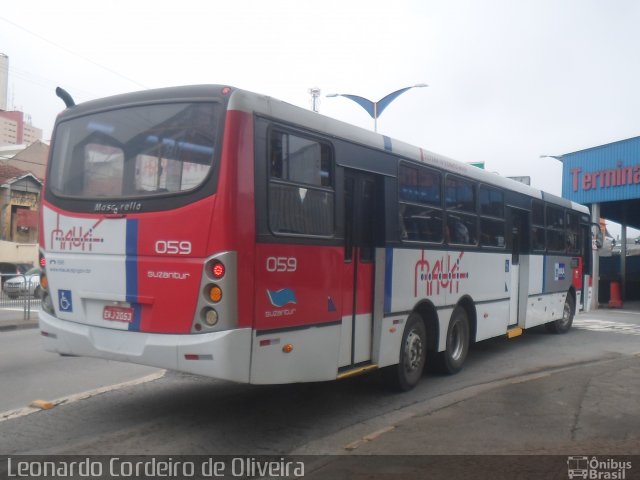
39,85 -> 594,390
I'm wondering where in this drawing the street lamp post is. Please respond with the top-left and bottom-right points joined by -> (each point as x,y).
308,87 -> 321,113
326,84 -> 427,132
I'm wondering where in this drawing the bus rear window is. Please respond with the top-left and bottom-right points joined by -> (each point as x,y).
49,102 -> 221,198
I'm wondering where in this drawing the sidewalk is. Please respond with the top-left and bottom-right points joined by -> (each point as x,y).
0,312 -> 38,331
305,354 -> 640,478
349,354 -> 640,455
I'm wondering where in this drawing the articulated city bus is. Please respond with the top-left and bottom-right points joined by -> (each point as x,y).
39,85 -> 594,390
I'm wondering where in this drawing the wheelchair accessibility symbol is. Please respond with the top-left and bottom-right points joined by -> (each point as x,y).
58,290 -> 73,313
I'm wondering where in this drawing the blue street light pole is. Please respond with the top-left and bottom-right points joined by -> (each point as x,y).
326,84 -> 427,132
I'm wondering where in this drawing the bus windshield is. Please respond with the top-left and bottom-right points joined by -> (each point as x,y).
48,102 -> 221,199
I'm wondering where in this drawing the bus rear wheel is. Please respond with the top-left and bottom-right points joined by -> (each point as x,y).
545,293 -> 575,334
433,306 -> 470,375
384,313 -> 427,391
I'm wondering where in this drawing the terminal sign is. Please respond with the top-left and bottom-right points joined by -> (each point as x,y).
570,161 -> 640,192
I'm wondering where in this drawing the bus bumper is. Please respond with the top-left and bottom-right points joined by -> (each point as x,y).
38,311 -> 252,383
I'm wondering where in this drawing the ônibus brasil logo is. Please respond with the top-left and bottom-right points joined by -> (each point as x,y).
567,456 -> 632,479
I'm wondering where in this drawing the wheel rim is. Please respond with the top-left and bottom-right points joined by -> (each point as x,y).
449,320 -> 465,361
559,299 -> 572,327
404,329 -> 424,373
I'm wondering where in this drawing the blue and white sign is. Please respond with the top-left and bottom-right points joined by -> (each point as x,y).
554,263 -> 566,281
58,289 -> 73,313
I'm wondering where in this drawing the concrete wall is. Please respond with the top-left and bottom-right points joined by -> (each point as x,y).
0,240 -> 38,265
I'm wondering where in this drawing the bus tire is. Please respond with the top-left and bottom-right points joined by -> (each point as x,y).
384,313 -> 427,391
433,306 -> 470,374
545,293 -> 575,334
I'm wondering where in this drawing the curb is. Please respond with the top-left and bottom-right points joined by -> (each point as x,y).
0,370 -> 167,423
0,319 -> 39,332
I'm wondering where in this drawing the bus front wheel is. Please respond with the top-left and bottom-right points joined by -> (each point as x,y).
384,313 -> 427,391
433,306 -> 470,374
545,293 -> 575,334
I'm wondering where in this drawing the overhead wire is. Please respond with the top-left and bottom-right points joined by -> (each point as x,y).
0,15 -> 149,90
3,64 -> 97,99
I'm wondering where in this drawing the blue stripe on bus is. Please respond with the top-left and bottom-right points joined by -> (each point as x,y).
129,304 -> 142,332
125,219 -> 141,332
383,136 -> 392,151
384,247 -> 393,314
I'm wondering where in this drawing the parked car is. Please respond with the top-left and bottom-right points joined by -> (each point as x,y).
2,267 -> 41,299
0,262 -> 32,287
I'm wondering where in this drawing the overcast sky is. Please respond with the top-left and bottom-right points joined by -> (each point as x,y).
2,0 -> 640,214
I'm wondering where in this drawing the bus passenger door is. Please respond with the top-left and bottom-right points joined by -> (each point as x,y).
509,208 -> 530,327
340,170 -> 377,370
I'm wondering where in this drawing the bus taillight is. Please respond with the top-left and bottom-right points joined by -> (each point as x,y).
192,252 -> 237,334
211,261 -> 225,279
202,308 -> 219,326
38,250 -> 55,315
208,285 -> 223,303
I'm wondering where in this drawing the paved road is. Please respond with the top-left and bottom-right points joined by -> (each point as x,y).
0,307 -> 638,456
0,328 -> 160,413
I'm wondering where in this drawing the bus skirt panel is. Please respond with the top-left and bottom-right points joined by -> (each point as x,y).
38,310 -> 252,382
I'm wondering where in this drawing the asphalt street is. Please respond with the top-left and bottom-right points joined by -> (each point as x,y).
0,304 -> 638,480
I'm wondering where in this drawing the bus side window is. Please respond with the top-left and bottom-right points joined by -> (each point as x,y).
531,226 -> 546,251
400,204 -> 443,243
479,185 -> 505,248
480,218 -> 505,247
447,214 -> 477,245
398,163 -> 443,243
546,205 -> 565,252
267,129 -> 335,237
531,200 -> 546,251
566,212 -> 580,254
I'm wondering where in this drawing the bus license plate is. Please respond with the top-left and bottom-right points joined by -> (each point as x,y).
103,305 -> 134,323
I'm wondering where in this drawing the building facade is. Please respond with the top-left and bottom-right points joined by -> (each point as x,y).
0,164 -> 41,243
0,53 -> 7,112
0,110 -> 43,146
0,53 -> 45,257
0,53 -> 43,146
1,140 -> 49,178
560,136 -> 640,227
559,135 -> 640,305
